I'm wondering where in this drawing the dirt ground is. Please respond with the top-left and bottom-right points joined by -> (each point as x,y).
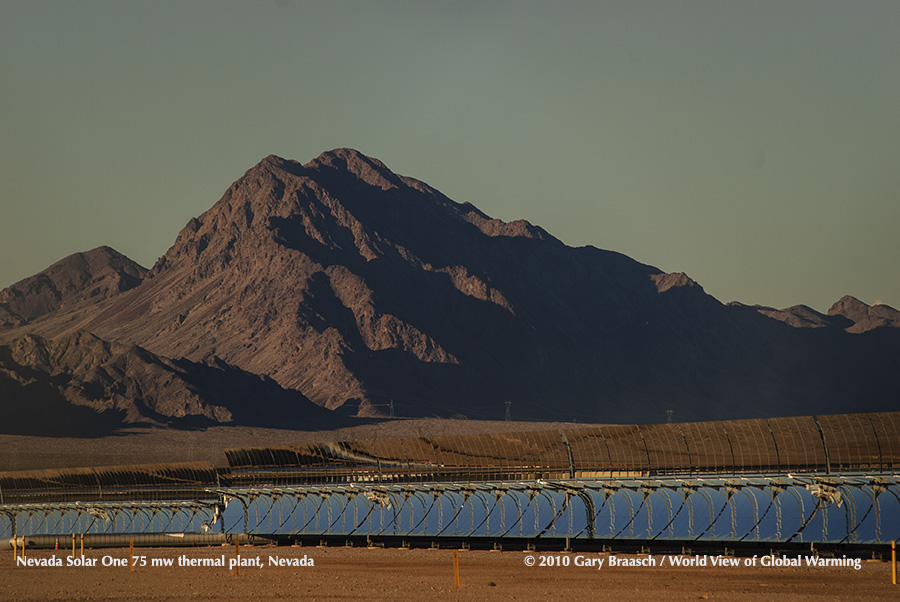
0,419 -> 592,471
2,545 -> 895,601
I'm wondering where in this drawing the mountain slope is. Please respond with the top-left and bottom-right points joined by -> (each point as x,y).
72,150 -> 702,416
828,295 -> 900,333
0,246 -> 146,329
1,149 -> 897,425
0,331 -> 337,435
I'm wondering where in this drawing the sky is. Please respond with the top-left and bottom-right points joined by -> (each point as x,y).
1,1 -> 898,312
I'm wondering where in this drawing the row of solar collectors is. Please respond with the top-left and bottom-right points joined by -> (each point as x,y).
2,412 -> 897,502
225,412 -> 900,484
0,463 -> 222,504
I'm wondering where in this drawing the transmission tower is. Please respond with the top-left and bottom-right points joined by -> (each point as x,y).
505,401 -> 512,422
371,400 -> 396,418
666,409 -> 673,423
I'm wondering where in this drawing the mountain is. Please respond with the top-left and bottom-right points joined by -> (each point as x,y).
827,295 -> 900,333
0,246 -> 146,330
1,148 -> 898,429
0,331 -> 337,436
738,297 -> 900,333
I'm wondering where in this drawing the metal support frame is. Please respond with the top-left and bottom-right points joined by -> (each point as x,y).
3,474 -> 898,548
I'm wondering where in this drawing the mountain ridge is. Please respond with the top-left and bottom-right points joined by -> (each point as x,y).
0,329 -> 338,436
1,148 -> 897,430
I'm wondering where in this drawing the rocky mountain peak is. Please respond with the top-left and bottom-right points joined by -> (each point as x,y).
828,295 -> 868,316
305,148 -> 400,189
650,272 -> 700,294
0,246 -> 146,329
154,147 -> 563,287
2,150 -> 898,429
828,295 -> 900,333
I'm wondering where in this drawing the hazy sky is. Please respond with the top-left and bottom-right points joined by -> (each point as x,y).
2,1 -> 898,312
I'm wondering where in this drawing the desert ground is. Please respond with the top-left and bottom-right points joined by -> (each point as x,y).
2,545 -> 895,602
0,419 -> 591,471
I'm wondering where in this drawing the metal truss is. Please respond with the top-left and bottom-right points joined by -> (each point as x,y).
4,474 -> 898,546
1,500 -> 223,542
208,474 -> 900,545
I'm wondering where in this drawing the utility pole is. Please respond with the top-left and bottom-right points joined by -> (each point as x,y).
505,401 -> 512,422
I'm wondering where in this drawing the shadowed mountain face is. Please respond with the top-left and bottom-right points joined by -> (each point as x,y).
1,149 -> 898,429
0,331 -> 337,436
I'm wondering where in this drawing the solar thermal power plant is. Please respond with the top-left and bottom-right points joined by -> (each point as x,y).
2,412 -> 899,555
